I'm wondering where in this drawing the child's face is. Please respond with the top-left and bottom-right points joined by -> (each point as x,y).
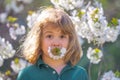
41,23 -> 69,59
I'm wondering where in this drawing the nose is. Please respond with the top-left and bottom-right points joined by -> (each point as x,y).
51,38 -> 61,47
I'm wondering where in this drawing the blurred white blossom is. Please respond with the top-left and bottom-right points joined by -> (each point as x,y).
0,37 -> 15,59
11,58 -> 30,73
51,0 -> 84,10
87,47 -> 103,64
117,19 -> 120,34
0,77 -> 3,80
5,0 -> 24,14
0,56 -> 3,67
0,12 -> 8,23
0,72 -> 4,80
0,71 -> 12,80
105,27 -> 119,42
51,0 -> 120,45
8,23 -> 26,40
26,12 -> 38,28
101,70 -> 120,80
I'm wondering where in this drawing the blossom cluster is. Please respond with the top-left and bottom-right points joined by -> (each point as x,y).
0,37 -> 15,66
5,0 -> 33,14
0,0 -> 33,40
0,0 -> 33,79
26,11 -> 38,28
50,0 -> 120,45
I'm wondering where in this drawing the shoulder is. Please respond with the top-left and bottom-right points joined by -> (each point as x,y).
17,64 -> 37,80
20,64 -> 37,73
72,65 -> 89,80
73,65 -> 87,72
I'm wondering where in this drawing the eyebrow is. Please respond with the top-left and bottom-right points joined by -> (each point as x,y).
43,30 -> 53,34
43,29 -> 68,35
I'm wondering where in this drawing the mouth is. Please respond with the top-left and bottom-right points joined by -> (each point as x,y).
48,47 -> 66,60
51,47 -> 61,56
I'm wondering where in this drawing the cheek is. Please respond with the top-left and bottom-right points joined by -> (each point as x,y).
66,40 -> 69,48
62,39 -> 69,48
41,39 -> 50,52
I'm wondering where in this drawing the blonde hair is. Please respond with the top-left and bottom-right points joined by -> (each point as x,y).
21,7 -> 82,66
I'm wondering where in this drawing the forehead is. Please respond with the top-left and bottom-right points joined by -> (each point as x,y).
42,22 -> 64,33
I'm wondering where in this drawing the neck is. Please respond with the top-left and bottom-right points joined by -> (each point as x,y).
42,55 -> 66,74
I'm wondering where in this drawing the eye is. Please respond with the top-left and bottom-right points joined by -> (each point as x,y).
46,35 -> 53,39
60,35 -> 66,39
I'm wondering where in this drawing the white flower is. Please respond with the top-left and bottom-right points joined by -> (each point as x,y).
11,58 -> 30,73
48,47 -> 66,60
0,37 -> 15,59
118,19 -> 120,34
87,47 -> 103,64
101,70 -> 120,80
0,71 -> 12,80
0,12 -> 8,23
9,23 -> 26,40
5,0 -> 24,13
0,56 -> 4,67
71,0 -> 84,8
50,0 -> 84,10
101,71 -> 115,80
105,27 -> 119,42
26,12 -> 38,28
0,77 -> 3,80
0,72 -> 4,80
111,77 -> 120,80
50,0 -> 73,10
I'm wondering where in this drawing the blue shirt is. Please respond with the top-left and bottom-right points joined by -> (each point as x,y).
17,58 -> 88,80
